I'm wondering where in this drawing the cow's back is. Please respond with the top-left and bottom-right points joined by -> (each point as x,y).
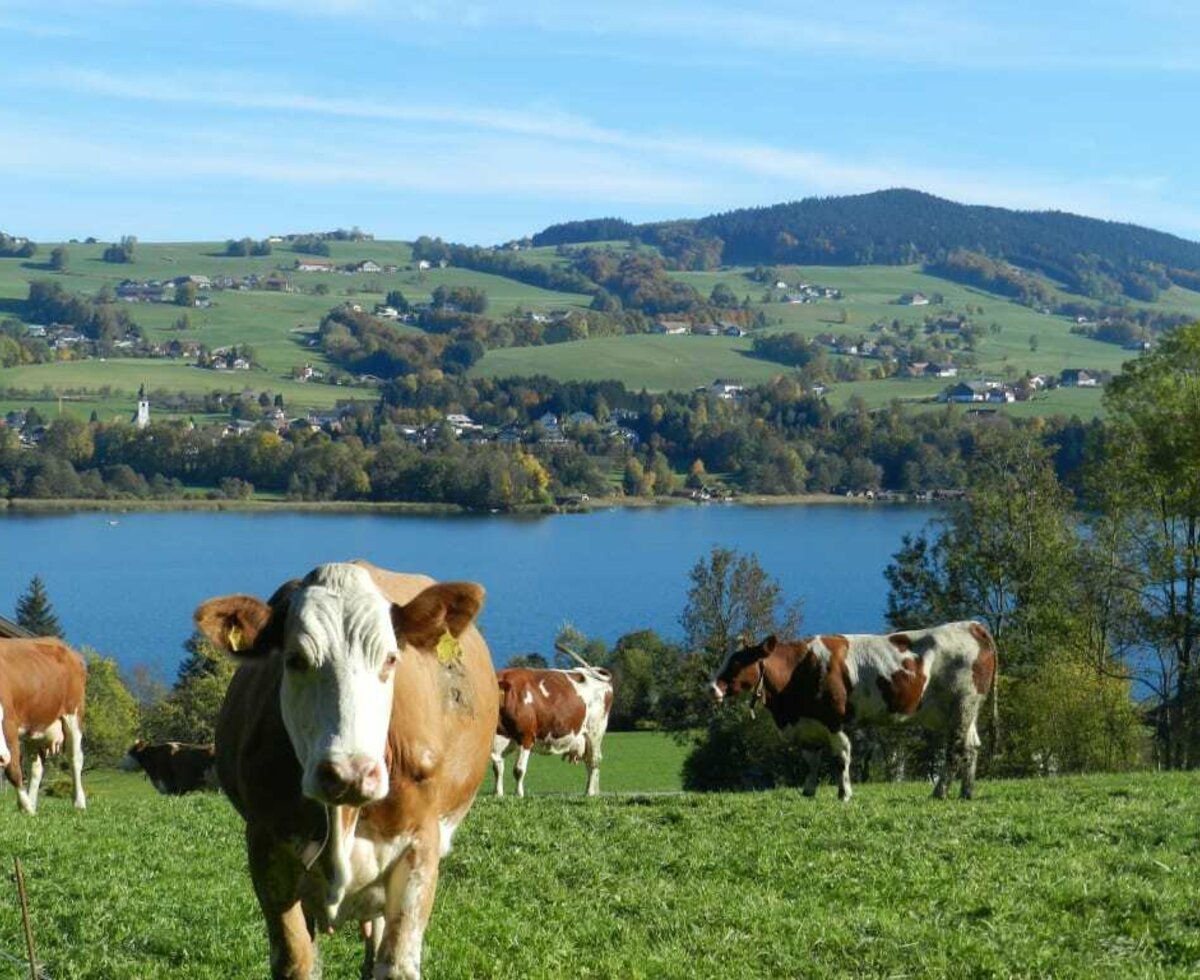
0,638 -> 87,724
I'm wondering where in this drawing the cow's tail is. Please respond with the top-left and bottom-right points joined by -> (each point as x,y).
977,621 -> 1000,755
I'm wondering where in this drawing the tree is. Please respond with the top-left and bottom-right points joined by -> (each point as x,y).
1097,322 -> 1200,766
175,281 -> 198,307
16,575 -> 63,636
141,633 -> 237,743
82,650 -> 140,767
50,246 -> 68,272
666,547 -> 802,732
102,236 -> 137,264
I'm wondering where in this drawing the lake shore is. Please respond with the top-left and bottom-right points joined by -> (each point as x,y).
0,492 -> 929,515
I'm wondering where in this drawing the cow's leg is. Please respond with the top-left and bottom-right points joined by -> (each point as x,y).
27,750 -> 46,814
62,712 -> 86,809
514,742 -> 533,798
490,735 -> 512,797
933,727 -> 965,800
830,731 -> 853,801
360,916 -> 385,980
2,719 -> 33,814
583,736 -> 602,796
375,826 -> 440,980
246,828 -> 316,980
960,716 -> 982,800
801,749 -> 823,797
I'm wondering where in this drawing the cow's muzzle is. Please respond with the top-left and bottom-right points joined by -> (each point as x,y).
313,756 -> 387,806
710,681 -> 726,704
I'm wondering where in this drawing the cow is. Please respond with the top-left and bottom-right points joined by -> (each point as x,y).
195,560 -> 497,980
491,665 -> 613,797
120,740 -> 218,795
710,621 -> 997,801
0,637 -> 87,814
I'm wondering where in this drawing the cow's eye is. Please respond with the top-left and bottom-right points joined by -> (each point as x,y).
380,652 -> 399,680
285,653 -> 310,672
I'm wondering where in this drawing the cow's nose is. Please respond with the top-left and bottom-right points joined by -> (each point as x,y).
710,682 -> 725,702
314,756 -> 385,805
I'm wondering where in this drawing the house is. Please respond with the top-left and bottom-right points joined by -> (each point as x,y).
926,362 -> 958,379
565,411 -> 596,428
295,258 -> 335,272
900,292 -> 930,306
262,274 -> 291,292
692,324 -> 720,336
653,319 -> 690,335
374,305 -> 400,319
445,413 -> 483,435
496,427 -> 524,446
353,260 -> 382,274
942,381 -> 989,403
710,379 -> 744,400
417,260 -> 432,270
1061,369 -> 1099,387
986,387 -> 1016,403
173,274 -> 211,289
720,323 -> 746,337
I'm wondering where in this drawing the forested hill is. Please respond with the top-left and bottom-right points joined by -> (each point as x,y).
532,189 -> 1200,302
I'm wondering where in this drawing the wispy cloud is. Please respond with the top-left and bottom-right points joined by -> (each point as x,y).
47,67 -> 1191,233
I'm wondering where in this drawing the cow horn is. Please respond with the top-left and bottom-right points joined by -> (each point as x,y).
554,642 -> 594,669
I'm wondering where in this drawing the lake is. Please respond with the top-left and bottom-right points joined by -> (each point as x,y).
0,504 -> 935,677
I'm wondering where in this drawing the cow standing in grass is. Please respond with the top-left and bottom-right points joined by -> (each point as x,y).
0,637 -> 87,814
710,621 -> 996,800
121,740 -> 218,795
492,665 -> 613,797
197,561 -> 496,980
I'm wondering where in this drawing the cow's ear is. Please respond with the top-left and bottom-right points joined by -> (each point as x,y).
392,582 -> 485,651
194,595 -> 275,657
762,635 -> 778,655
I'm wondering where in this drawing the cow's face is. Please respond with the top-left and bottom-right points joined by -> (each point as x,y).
196,564 -> 484,809
710,635 -> 779,702
118,740 -> 148,772
0,701 -> 9,768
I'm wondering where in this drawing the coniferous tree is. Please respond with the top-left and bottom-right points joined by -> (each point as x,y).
15,574 -> 62,637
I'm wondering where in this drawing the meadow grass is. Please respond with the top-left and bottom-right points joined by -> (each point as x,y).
0,748 -> 1196,979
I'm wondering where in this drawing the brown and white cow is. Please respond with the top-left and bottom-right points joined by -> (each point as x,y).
491,666 -> 614,797
196,560 -> 497,980
0,637 -> 87,814
120,740 -> 218,795
710,621 -> 996,801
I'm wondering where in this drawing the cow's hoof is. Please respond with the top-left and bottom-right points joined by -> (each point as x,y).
802,787 -> 817,798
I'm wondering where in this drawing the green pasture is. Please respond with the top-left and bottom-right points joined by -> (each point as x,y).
472,334 -> 787,391
4,245 -> 1197,417
1,764 -> 1196,978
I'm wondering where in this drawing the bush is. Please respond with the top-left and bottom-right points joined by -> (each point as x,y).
682,708 -> 808,791
82,650 -> 140,767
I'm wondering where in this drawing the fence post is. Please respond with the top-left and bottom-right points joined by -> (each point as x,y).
14,857 -> 38,980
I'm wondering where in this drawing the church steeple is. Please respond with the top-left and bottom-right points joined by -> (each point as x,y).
133,384 -> 150,429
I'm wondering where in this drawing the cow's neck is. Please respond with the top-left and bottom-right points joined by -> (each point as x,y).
759,644 -> 809,728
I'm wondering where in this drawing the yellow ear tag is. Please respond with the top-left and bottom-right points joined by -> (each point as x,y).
228,625 -> 244,653
436,630 -> 461,665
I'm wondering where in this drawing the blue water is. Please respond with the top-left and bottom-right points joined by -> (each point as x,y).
0,505 -> 934,678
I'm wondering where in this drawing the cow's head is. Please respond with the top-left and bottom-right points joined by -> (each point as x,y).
118,739 -> 149,772
710,635 -> 781,703
196,563 -> 484,808
0,701 -> 9,768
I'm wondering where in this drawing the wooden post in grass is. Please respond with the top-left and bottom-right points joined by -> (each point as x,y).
14,857 -> 38,980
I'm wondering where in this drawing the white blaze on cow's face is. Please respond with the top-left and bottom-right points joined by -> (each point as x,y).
279,564 -> 399,807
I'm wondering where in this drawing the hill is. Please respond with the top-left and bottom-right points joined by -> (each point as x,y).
534,188 -> 1200,303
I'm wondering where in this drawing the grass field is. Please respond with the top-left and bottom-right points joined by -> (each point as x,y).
1,747 -> 1196,978
0,240 -> 591,420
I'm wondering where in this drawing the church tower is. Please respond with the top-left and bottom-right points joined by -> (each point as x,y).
133,384 -> 150,429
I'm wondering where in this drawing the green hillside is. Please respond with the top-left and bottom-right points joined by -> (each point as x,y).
3,233 -> 1199,419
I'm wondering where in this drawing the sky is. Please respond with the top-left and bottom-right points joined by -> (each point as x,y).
1,0 -> 1199,244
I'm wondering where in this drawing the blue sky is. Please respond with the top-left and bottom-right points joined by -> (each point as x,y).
1,0 -> 1198,244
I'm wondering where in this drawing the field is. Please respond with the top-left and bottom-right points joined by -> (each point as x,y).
4,241 -> 1200,418
1,742 -> 1197,978
0,240 -> 591,420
